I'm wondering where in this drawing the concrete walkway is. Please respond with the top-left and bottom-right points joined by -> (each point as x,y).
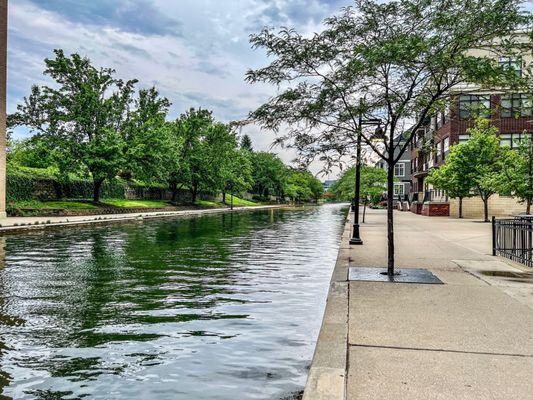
304,209 -> 533,400
0,205 -> 284,232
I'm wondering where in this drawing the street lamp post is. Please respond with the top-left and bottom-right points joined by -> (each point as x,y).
350,102 -> 382,246
350,111 -> 364,245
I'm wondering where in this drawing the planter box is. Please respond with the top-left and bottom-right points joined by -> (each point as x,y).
421,202 -> 450,217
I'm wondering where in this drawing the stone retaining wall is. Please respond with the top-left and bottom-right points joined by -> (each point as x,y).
449,195 -> 525,219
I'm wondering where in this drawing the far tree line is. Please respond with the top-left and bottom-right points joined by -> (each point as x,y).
7,50 -> 323,204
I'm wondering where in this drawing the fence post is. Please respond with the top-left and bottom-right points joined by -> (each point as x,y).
492,216 -> 496,256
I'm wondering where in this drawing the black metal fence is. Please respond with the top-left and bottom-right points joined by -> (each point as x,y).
492,216 -> 533,267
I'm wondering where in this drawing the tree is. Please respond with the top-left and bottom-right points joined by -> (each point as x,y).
223,149 -> 254,208
122,88 -> 172,184
202,122 -> 241,203
251,152 -> 288,199
246,0 -> 527,275
240,134 -> 253,152
442,118 -> 501,221
498,133 -> 533,214
168,108 -> 214,203
9,50 -> 170,202
426,150 -> 474,219
284,169 -> 324,203
307,173 -> 325,202
330,166 -> 387,203
330,165 -> 387,221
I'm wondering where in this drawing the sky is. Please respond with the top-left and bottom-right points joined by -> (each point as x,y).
8,0 -> 353,179
8,1 -> 533,180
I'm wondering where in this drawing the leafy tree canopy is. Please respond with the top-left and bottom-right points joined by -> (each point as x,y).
498,133 -> 533,213
330,165 -> 387,204
246,0 -> 529,271
8,50 -> 170,202
240,134 -> 253,152
251,152 -> 288,198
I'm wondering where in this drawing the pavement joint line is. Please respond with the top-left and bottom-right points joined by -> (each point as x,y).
456,263 -> 496,286
345,263 -> 352,398
349,344 -> 533,358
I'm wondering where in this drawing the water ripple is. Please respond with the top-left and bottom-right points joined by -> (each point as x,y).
0,204 -> 347,400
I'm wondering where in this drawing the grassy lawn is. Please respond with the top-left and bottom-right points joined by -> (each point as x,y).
195,196 -> 260,208
101,199 -> 170,208
10,200 -> 98,210
8,196 -> 261,216
195,200 -> 222,207
229,196 -> 259,206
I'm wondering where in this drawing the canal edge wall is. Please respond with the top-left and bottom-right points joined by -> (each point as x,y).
0,205 -> 289,233
302,210 -> 351,400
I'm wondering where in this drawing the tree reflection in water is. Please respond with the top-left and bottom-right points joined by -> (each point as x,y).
0,205 -> 347,400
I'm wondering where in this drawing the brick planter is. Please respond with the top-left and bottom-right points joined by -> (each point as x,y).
421,202 -> 450,217
410,202 -> 423,214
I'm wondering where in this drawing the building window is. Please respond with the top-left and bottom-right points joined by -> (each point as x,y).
499,56 -> 522,77
443,137 -> 450,153
394,183 -> 404,196
500,132 -> 527,149
458,134 -> 469,144
500,133 -> 512,148
458,95 -> 490,119
501,94 -> 532,118
394,163 -> 405,177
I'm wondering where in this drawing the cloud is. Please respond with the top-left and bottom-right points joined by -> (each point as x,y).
24,0 -> 183,37
8,0 -> 354,178
246,0 -> 348,32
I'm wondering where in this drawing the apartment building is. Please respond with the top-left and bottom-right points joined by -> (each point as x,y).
375,133 -> 412,206
409,35 -> 532,217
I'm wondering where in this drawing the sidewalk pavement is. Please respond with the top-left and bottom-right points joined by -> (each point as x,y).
0,205 -> 283,232
304,209 -> 533,400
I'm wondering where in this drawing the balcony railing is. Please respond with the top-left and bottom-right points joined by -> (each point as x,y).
423,190 -> 449,203
492,217 -> 533,268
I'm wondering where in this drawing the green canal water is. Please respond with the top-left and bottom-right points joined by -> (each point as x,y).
0,204 -> 347,399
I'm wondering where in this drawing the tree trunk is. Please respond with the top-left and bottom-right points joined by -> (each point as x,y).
53,181 -> 63,200
191,184 -> 198,203
170,182 -> 178,203
93,179 -> 104,203
362,199 -> 367,223
482,196 -> 489,222
386,165 -> 395,276
222,192 -> 226,204
458,197 -> 463,219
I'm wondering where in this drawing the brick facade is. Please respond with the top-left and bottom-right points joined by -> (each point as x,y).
410,202 -> 423,214
411,97 -> 532,185
421,203 -> 450,216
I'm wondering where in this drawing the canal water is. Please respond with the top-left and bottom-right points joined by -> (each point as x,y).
0,204 -> 347,400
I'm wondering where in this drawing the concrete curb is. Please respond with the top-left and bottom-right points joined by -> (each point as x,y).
303,213 -> 351,400
0,205 -> 286,233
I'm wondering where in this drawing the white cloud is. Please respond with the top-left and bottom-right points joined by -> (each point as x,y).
8,0 -> 354,179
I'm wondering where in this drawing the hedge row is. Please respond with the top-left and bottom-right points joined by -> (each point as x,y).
7,172 -> 127,202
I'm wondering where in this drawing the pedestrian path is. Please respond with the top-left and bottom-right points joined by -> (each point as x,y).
304,209 -> 533,400
0,205 -> 282,232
